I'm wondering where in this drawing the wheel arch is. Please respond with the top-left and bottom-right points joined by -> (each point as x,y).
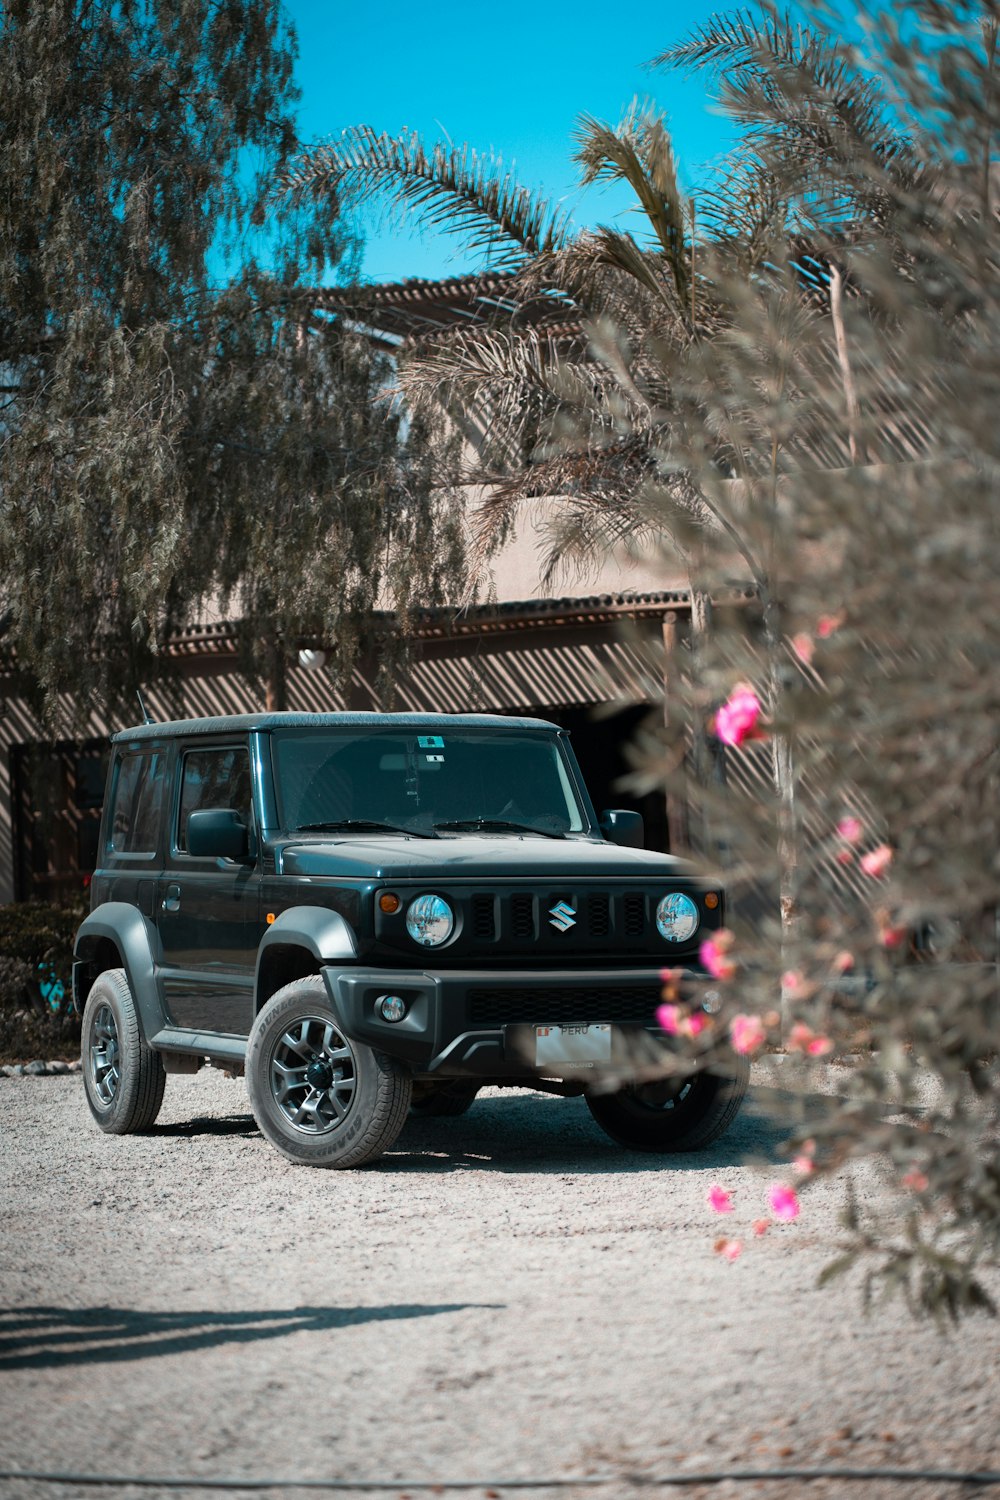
254,907 -> 358,1017
74,903 -> 161,1040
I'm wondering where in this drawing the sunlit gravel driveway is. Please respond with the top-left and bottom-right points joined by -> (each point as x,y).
1,1063 -> 999,1500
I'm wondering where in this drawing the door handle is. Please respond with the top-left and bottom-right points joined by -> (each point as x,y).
161,884 -> 181,913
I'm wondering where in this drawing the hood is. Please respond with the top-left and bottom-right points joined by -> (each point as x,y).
275,833 -> 691,883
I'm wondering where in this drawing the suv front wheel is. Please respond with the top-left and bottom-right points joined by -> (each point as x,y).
246,977 -> 412,1168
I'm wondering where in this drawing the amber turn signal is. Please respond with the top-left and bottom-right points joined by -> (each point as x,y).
379,892 -> 401,914
704,892 -> 720,910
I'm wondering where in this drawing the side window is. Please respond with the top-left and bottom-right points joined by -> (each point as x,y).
176,746 -> 252,854
107,751 -> 167,855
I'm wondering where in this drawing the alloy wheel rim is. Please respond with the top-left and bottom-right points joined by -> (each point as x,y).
631,1076 -> 696,1112
89,1003 -> 120,1106
269,1016 -> 358,1135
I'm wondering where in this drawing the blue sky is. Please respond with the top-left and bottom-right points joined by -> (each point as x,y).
282,0 -> 742,286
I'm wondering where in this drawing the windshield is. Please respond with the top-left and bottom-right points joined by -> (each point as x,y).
270,728 -> 588,836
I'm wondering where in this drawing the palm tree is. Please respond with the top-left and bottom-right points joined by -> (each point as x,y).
278,7 -> 923,941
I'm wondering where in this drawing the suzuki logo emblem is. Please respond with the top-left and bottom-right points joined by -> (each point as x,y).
548,901 -> 577,932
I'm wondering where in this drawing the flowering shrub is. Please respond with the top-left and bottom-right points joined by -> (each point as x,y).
618,3 -> 1000,1318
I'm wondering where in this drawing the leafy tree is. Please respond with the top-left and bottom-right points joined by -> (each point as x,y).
0,1 -> 462,724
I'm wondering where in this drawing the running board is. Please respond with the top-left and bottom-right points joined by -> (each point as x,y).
149,1027 -> 247,1064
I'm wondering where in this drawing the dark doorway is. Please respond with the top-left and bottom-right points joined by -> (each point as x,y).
11,739 -> 109,902
525,703 -> 669,853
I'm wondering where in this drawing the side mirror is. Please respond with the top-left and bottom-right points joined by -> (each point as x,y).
187,808 -> 249,861
600,809 -> 644,849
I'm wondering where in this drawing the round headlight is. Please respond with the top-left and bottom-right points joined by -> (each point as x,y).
406,894 -> 455,947
656,893 -> 699,942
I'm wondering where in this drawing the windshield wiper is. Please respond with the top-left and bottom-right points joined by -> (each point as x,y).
433,818 -> 565,840
295,819 -> 437,839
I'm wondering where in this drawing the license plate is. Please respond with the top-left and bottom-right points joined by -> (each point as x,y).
535,1023 -> 612,1069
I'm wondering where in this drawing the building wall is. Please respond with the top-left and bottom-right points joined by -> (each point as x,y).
0,604 -> 682,904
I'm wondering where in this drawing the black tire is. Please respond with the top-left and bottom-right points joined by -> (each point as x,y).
586,1055 -> 749,1153
410,1082 -> 479,1118
81,968 -> 166,1134
245,976 -> 412,1168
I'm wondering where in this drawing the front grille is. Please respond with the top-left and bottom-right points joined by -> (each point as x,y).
472,894 -> 496,941
587,893 -> 610,936
623,892 -> 646,936
468,985 -> 662,1025
510,893 -> 535,940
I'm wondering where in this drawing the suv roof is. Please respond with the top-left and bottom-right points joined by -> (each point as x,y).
112,711 -> 562,743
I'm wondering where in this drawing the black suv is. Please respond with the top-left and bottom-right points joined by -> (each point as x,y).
74,712 -> 747,1167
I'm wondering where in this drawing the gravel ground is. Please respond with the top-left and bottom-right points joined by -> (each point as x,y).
1,1063 -> 998,1500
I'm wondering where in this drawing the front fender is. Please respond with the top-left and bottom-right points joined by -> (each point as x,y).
254,906 -> 359,1012
74,903 -> 162,1041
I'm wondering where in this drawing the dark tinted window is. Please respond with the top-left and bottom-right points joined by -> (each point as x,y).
176,746 -> 252,853
107,751 -> 167,855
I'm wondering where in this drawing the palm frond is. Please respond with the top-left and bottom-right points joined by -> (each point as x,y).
654,9 -> 908,169
572,101 -> 689,306
282,126 -> 573,271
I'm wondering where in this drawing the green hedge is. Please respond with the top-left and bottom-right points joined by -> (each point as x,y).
0,899 -> 86,1017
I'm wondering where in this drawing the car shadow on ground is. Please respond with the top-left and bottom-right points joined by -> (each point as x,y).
0,1301 -> 496,1372
149,1080 -> 909,1176
152,1113 -> 260,1139
380,1083 -> 828,1175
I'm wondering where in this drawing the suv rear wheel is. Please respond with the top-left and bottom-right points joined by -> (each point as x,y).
81,969 -> 166,1134
246,976 -> 412,1168
586,1056 -> 749,1152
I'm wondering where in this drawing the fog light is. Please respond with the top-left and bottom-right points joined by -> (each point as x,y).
378,994 -> 406,1022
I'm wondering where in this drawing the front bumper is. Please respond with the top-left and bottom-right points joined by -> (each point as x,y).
320,965 -> 719,1077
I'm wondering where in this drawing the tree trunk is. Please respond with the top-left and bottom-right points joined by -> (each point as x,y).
264,639 -> 287,713
829,263 -> 864,467
761,592 -> 799,1031
687,583 -> 727,859
661,613 -> 690,855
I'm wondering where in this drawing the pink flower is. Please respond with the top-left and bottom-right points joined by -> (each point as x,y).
782,970 -> 805,998
787,1023 -> 832,1057
832,950 -> 854,974
768,1183 -> 800,1221
791,633 -> 814,665
752,1218 -> 771,1237
656,1003 -> 680,1036
700,931 -> 737,982
835,847 -> 854,866
902,1169 -> 929,1193
816,612 -> 844,638
713,684 -> 765,748
793,1154 -> 815,1175
875,909 -> 907,948
707,1184 -> 734,1214
685,1011 -> 708,1037
714,1237 -> 743,1262
860,844 -> 893,878
837,816 -> 863,844
730,1013 -> 767,1055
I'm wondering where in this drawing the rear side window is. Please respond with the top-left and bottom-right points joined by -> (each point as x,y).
107,750 -> 167,855
176,745 -> 252,853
